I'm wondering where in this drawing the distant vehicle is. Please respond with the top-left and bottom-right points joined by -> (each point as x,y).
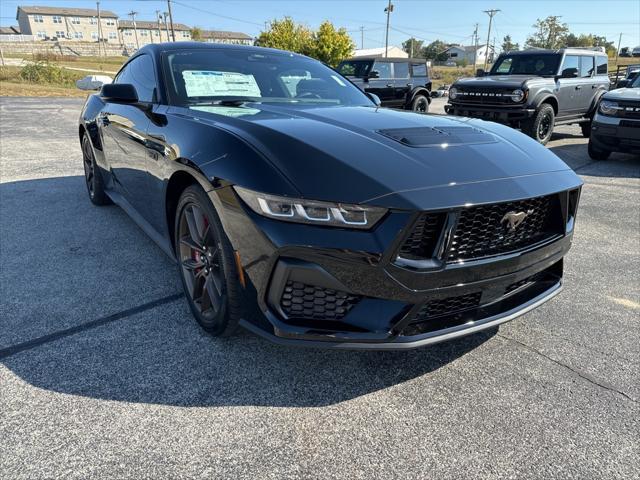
445,48 -> 610,144
76,75 -> 113,91
633,46 -> 640,57
619,47 -> 631,58
337,57 -> 432,112
589,74 -> 640,160
431,84 -> 450,98
445,61 -> 457,67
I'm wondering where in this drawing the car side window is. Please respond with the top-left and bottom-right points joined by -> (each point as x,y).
393,62 -> 409,79
372,61 -> 392,79
580,56 -> 594,78
495,58 -> 512,74
411,63 -> 427,76
115,54 -> 156,103
561,55 -> 580,78
596,56 -> 608,75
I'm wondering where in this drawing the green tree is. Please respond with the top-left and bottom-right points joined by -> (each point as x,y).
190,27 -> 203,41
501,35 -> 519,52
421,40 -> 452,61
255,17 -> 313,55
565,33 -> 615,56
402,37 -> 424,57
309,21 -> 355,67
525,16 -> 569,49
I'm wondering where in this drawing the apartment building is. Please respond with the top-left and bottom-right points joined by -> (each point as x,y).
118,20 -> 191,50
201,30 -> 252,45
16,6 -> 119,42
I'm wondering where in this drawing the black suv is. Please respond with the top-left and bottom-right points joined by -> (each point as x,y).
337,57 -> 432,112
445,49 -> 610,144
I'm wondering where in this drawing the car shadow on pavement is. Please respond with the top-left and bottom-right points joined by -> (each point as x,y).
1,176 -> 496,408
549,143 -> 640,178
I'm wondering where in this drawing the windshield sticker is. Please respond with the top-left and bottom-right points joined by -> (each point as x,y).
190,106 -> 261,118
182,71 -> 261,97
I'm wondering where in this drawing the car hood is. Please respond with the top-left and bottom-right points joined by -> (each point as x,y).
603,87 -> 640,101
454,75 -> 538,89
186,104 -> 576,208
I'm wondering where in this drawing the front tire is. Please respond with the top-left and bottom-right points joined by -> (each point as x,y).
411,95 -> 429,113
522,103 -> 555,145
81,133 -> 111,206
588,139 -> 611,160
175,185 -> 241,337
580,120 -> 592,138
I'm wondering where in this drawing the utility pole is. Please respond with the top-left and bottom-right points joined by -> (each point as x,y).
615,32 -> 622,63
128,11 -> 139,50
360,26 -> 364,50
384,1 -> 393,58
410,38 -> 414,57
483,9 -> 499,71
472,23 -> 478,67
96,1 -> 103,57
167,0 -> 176,42
163,12 -> 170,41
156,10 -> 163,42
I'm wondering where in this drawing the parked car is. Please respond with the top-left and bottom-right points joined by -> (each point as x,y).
589,74 -> 640,159
431,84 -> 450,98
619,47 -> 631,58
633,46 -> 640,57
76,74 -> 113,91
445,48 -> 610,144
79,42 -> 582,349
337,57 -> 432,112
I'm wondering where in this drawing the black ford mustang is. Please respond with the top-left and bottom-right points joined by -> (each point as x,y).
79,43 -> 582,349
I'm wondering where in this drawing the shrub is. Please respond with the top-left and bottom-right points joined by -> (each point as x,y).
19,61 -> 80,86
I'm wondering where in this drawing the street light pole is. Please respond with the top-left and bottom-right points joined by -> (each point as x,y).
167,0 -> 176,42
96,1 -> 103,57
483,9 -> 500,71
156,10 -> 163,42
384,1 -> 393,58
163,13 -> 170,41
128,11 -> 139,50
615,32 -> 622,64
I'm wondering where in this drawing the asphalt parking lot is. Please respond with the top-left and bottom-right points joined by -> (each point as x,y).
1,96 -> 638,479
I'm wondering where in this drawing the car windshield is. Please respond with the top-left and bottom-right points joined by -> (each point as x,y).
164,49 -> 372,107
631,75 -> 640,88
490,54 -> 561,76
336,60 -> 373,78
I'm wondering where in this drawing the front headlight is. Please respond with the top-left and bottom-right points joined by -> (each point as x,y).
449,87 -> 458,100
234,186 -> 387,229
511,89 -> 525,102
599,100 -> 620,116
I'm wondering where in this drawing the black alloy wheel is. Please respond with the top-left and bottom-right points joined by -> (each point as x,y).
522,103 -> 555,145
175,185 -> 241,336
81,133 -> 111,205
411,95 -> 429,113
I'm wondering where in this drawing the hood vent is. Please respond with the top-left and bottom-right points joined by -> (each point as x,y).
378,126 -> 496,147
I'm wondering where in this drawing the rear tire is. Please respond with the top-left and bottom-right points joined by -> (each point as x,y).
175,185 -> 241,337
588,140 -> 611,161
411,95 -> 429,113
81,133 -> 111,206
522,103 -> 555,145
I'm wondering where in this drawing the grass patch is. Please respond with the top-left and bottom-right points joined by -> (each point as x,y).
0,63 -> 88,97
0,81 -> 88,97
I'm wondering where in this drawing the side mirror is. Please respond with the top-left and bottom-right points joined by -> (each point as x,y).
560,68 -> 578,79
475,68 -> 485,77
366,92 -> 381,107
366,70 -> 380,80
100,83 -> 139,104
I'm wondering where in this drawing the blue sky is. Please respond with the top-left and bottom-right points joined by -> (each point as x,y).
1,0 -> 639,50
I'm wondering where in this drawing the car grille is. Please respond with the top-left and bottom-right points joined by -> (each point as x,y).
455,87 -> 517,105
398,213 -> 446,260
280,281 -> 361,320
618,102 -> 640,119
447,194 -> 563,263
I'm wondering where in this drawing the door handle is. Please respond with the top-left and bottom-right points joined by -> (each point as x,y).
406,83 -> 413,87
575,85 -> 582,90
386,83 -> 393,87
591,85 -> 597,89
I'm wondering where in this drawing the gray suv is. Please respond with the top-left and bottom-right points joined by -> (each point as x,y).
445,49 -> 610,144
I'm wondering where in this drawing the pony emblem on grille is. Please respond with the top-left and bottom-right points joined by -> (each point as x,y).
501,210 -> 533,231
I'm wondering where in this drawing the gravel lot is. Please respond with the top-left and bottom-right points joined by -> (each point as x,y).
1,96 -> 639,480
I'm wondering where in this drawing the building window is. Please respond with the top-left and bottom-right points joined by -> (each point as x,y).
71,17 -> 80,25
53,16 -> 62,24
74,31 -> 83,39
127,43 -> 135,49
140,30 -> 148,36
33,14 -> 44,23
182,31 -> 190,38
55,31 -> 65,38
108,32 -> 117,40
91,31 -> 98,40
89,17 -> 97,25
125,30 -> 132,36
106,19 -> 115,26
37,31 -> 46,38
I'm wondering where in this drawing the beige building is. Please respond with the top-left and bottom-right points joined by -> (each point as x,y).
201,30 -> 252,46
16,6 -> 119,42
118,20 -> 191,50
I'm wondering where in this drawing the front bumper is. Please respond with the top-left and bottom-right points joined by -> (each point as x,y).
445,103 -> 536,123
211,176 -> 582,349
591,116 -> 640,153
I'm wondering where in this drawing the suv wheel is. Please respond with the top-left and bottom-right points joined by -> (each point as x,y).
411,95 -> 429,113
522,104 -> 555,145
588,139 -> 610,161
580,120 -> 592,138
81,133 -> 111,206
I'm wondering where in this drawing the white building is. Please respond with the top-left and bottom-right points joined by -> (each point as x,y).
445,44 -> 495,65
353,46 -> 408,58
201,30 -> 252,45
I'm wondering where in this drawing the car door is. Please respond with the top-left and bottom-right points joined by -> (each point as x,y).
556,54 -> 581,116
577,55 -> 597,114
365,61 -> 395,105
100,54 -> 155,217
392,61 -> 411,106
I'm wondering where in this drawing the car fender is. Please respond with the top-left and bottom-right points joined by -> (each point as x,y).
587,88 -> 608,116
405,87 -> 432,108
530,90 -> 559,114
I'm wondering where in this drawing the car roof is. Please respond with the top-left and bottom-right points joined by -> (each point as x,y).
342,57 -> 425,62
136,41 -> 306,58
500,48 -> 606,56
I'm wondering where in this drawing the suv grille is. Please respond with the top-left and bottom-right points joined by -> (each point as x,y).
398,213 -> 446,260
456,87 -> 517,105
447,194 -> 562,263
618,102 -> 640,119
280,281 -> 361,320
